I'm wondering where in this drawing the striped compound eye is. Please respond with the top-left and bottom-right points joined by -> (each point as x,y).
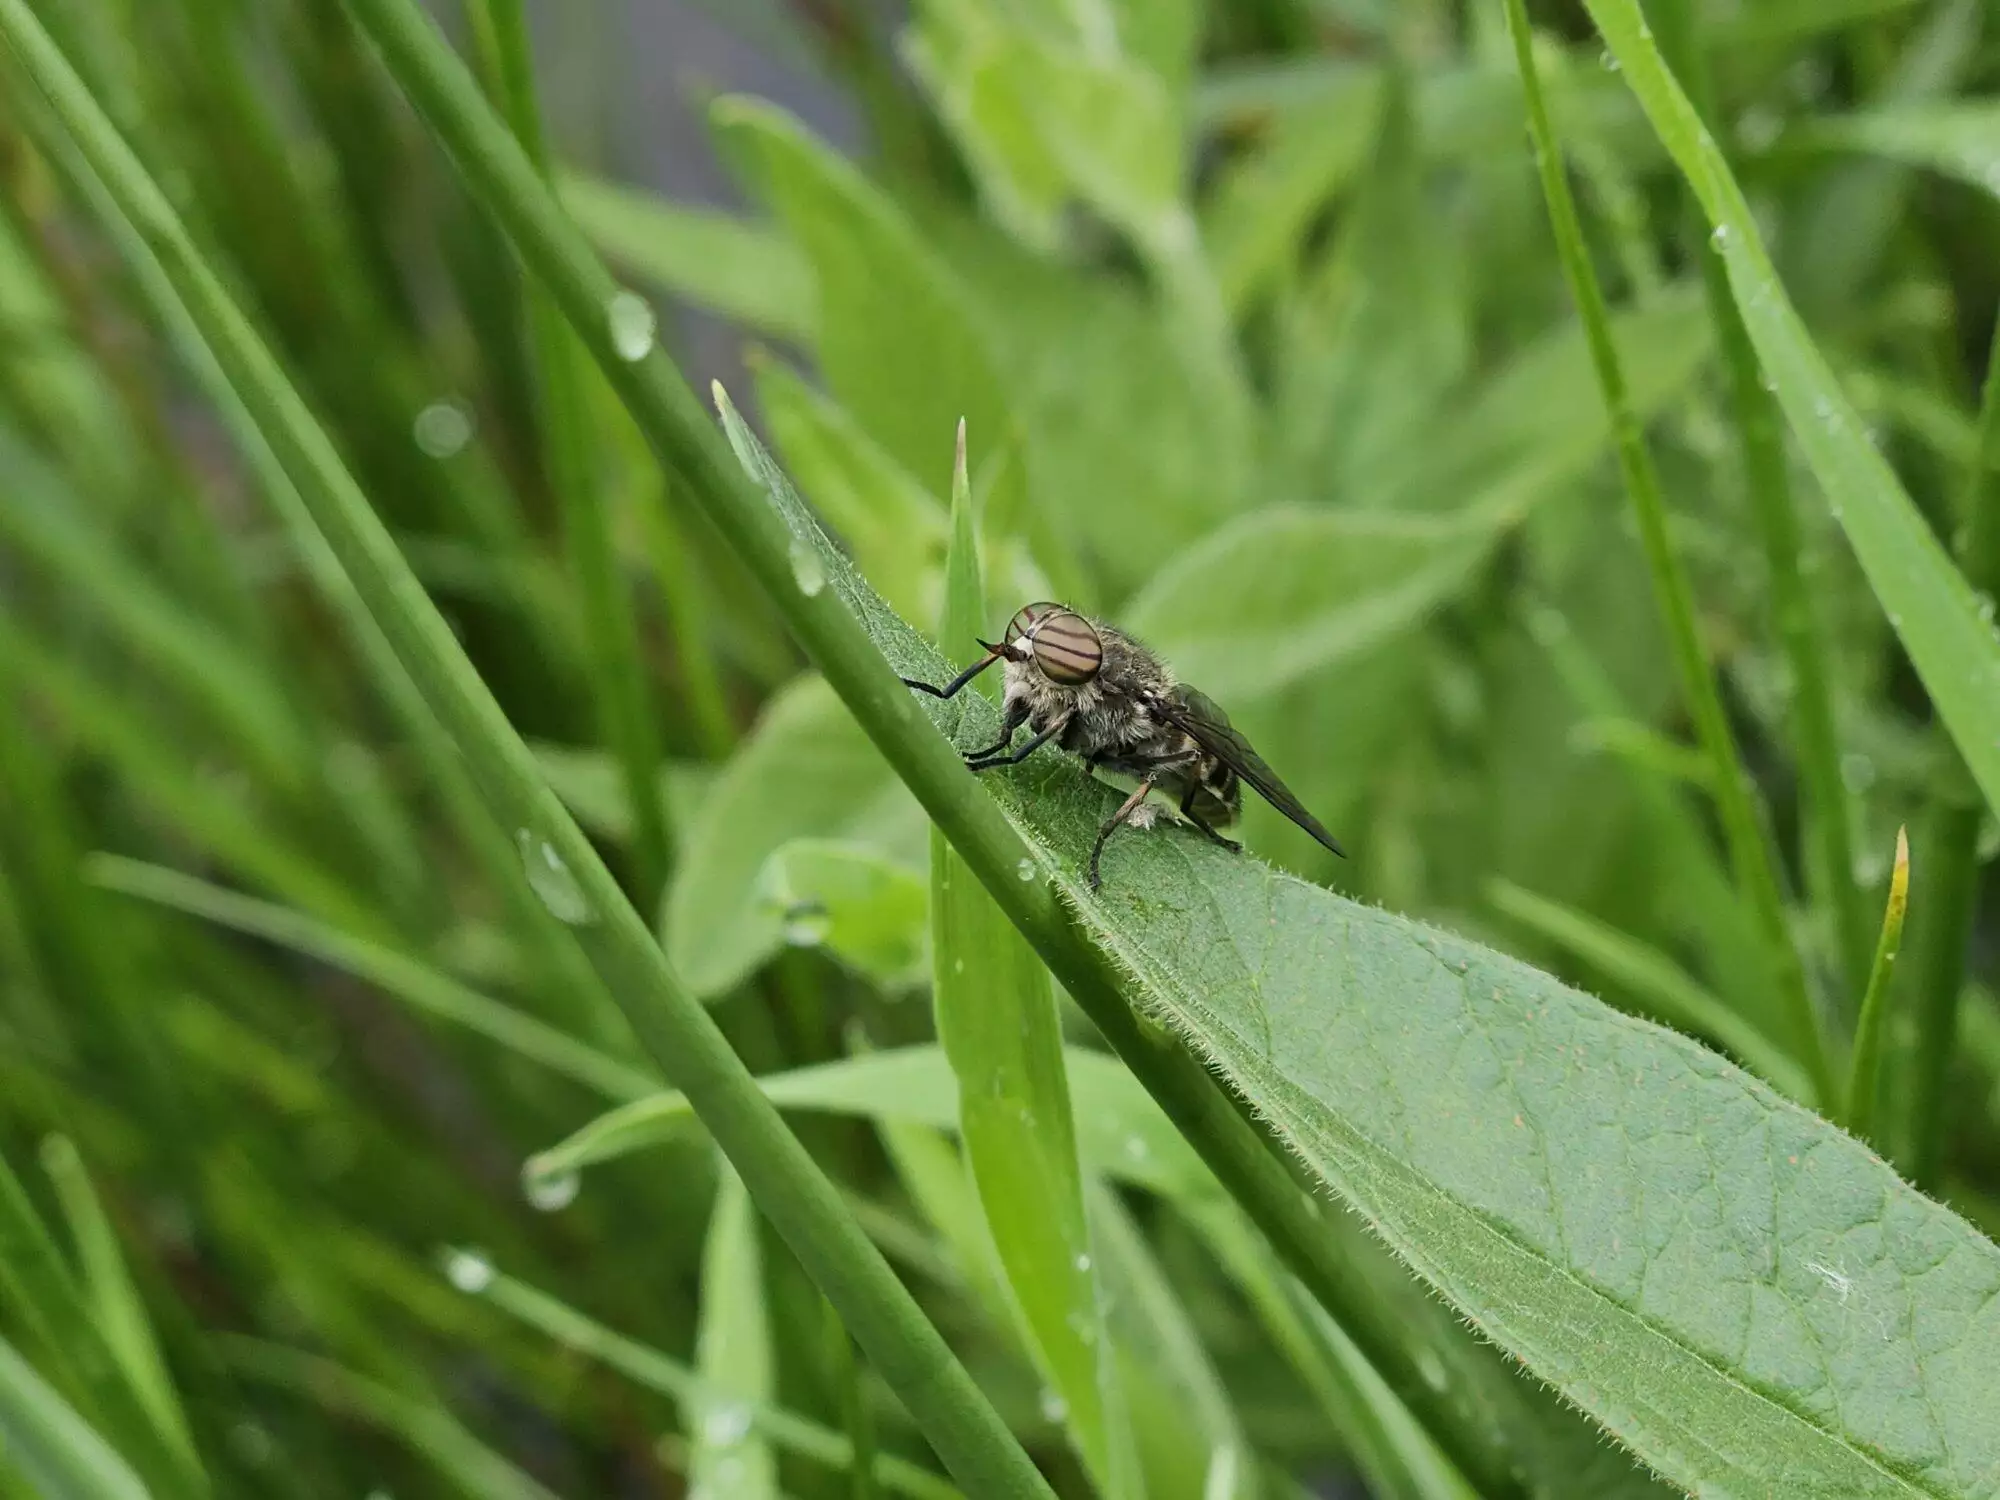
1006,602 -> 1102,685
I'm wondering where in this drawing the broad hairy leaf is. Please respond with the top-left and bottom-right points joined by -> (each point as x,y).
718,385 -> 2000,1500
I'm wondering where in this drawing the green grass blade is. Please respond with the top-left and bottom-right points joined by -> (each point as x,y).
37,1139 -> 203,1491
690,1168 -> 779,1500
1844,830 -> 1912,1141
222,1342 -> 560,1500
86,856 -> 659,1104
1649,0 -> 1872,994
469,0 -> 673,900
0,1334 -> 152,1500
0,8 -> 1051,1493
471,1269 -> 962,1500
1903,309 -> 2000,1184
1582,0 -> 2000,835
928,426 -> 1137,1498
1501,0 -> 1833,1104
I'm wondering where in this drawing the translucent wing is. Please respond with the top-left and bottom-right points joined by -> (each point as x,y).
1152,689 -> 1347,858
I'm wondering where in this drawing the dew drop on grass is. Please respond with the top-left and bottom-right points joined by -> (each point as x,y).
701,1403 -> 753,1447
606,290 -> 657,361
788,535 -> 827,597
1417,1349 -> 1450,1392
1017,857 -> 1037,881
1598,47 -> 1619,71
1038,1388 -> 1069,1423
525,1168 -> 580,1213
412,397 -> 474,458
1073,1251 -> 1092,1272
517,830 -> 594,924
1709,224 -> 1730,250
445,1248 -> 494,1294
1124,1136 -> 1150,1162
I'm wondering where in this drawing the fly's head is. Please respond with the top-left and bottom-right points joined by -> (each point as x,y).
986,602 -> 1104,708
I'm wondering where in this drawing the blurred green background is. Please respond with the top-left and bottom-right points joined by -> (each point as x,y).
2,0 -> 1999,1496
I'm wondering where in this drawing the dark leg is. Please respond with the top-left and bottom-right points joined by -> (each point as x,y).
967,715 -> 1064,771
1180,784 -> 1242,853
1089,777 -> 1157,890
960,696 -> 1029,762
901,649 -> 1000,701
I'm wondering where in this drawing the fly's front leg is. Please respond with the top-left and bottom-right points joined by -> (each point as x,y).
967,710 -> 1067,771
901,647 -> 1001,701
961,694 -> 1029,763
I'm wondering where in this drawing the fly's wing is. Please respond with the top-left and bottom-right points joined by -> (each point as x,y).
1152,689 -> 1347,858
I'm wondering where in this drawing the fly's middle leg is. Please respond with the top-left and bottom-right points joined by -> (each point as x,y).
1180,784 -> 1242,853
967,709 -> 1066,771
961,696 -> 1030,763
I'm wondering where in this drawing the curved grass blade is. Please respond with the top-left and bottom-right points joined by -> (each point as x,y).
1581,0 -> 2000,828
0,1334 -> 151,1500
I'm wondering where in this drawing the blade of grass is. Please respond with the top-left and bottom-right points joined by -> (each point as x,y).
1649,0 -> 1872,996
0,8 -> 1050,1493
221,1341 -> 559,1500
471,1268 -> 961,1500
0,1334 -> 151,1500
929,423 -> 1137,1499
322,4 -> 1627,1485
1500,0 -> 1834,1105
1903,308 -> 2000,1184
466,0 -> 673,900
36,1139 -> 203,1489
689,1168 -> 779,1500
1844,829 -> 1912,1142
86,855 -> 659,1104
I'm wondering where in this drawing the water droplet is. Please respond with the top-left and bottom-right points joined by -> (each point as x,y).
1016,857 -> 1037,881
1598,47 -> 1620,71
701,1403 -> 753,1447
1123,1136 -> 1150,1162
1709,224 -> 1730,250
953,957 -> 965,974
781,905 -> 830,947
1038,1388 -> 1069,1423
525,1168 -> 580,1213
516,830 -> 595,924
1417,1349 -> 1449,1392
788,536 -> 826,597
1841,753 -> 1877,793
445,1248 -> 494,1294
230,1422 -> 275,1467
412,398 -> 474,458
1073,1251 -> 1093,1272
606,291 -> 656,361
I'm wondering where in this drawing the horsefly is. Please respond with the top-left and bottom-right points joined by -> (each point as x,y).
902,601 -> 1346,889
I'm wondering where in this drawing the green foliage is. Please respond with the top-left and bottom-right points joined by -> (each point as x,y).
3,0 -> 2000,1496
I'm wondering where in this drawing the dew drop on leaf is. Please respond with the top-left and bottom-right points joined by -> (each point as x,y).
789,535 -> 827,597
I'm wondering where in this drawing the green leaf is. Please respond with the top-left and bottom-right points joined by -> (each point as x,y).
1122,504 -> 1499,702
723,393 -> 2000,1498
1791,103 -> 2000,200
928,437 -> 1137,1498
691,1169 -> 780,1500
557,172 -> 813,341
525,1047 -> 1216,1208
759,838 -> 930,990
1585,5 -> 2000,844
663,674 -> 927,999
0,1335 -> 151,1500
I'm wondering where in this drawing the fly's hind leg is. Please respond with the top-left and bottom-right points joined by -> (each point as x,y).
1180,784 -> 1242,854
1089,777 -> 1158,891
